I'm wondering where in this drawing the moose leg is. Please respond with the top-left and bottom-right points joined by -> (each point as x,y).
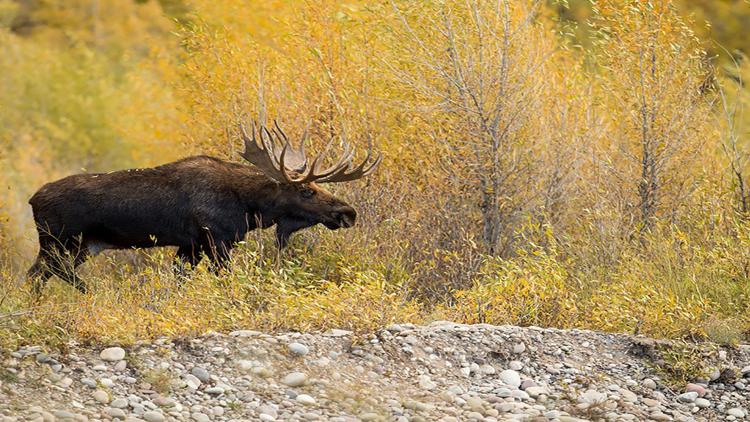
175,245 -> 202,270
173,245 -> 203,284
202,240 -> 233,274
46,247 -> 89,293
27,252 -> 54,296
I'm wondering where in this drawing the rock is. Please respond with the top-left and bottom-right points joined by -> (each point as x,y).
685,383 -> 705,397
258,406 -> 277,418
694,398 -> 711,409
110,399 -> 128,409
288,342 -> 309,356
619,389 -> 638,403
642,398 -> 660,408
183,374 -> 201,389
495,387 -> 512,398
296,394 -> 316,405
677,392 -> 698,403
93,390 -> 110,404
52,410 -> 75,419
81,378 -> 97,389
498,370 -> 521,388
152,397 -> 175,408
642,378 -> 657,389
466,397 -> 484,412
229,330 -> 261,337
418,375 -> 437,390
512,343 -> 526,353
259,415 -> 276,422
466,411 -> 484,420
525,386 -> 549,398
190,367 -> 210,383
359,413 -> 381,421
579,389 -> 606,404
728,408 -> 746,418
105,407 -> 127,420
205,386 -> 224,395
139,411 -> 164,422
191,413 -> 209,422
282,372 -> 308,387
100,347 -> 126,362
520,379 -> 537,390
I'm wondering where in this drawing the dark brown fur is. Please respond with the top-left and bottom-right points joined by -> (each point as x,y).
27,155 -> 357,293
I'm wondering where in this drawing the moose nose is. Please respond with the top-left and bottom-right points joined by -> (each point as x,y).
337,206 -> 357,228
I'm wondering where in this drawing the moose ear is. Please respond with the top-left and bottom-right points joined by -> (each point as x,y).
301,187 -> 316,198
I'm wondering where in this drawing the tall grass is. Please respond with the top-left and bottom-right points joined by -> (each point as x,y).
2,213 -> 749,351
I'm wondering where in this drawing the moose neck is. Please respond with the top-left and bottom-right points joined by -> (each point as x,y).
234,174 -> 284,229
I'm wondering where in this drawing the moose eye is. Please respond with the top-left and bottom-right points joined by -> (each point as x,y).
301,188 -> 316,198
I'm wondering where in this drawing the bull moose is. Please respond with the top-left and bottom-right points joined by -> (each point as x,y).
27,121 -> 381,293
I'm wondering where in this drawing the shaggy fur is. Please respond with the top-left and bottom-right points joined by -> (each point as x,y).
27,155 -> 357,293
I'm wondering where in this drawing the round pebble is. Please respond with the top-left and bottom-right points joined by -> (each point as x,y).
288,342 -> 310,356
100,347 -> 126,362
282,372 -> 308,387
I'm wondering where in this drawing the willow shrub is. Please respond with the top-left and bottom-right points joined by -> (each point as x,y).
450,247 -> 581,328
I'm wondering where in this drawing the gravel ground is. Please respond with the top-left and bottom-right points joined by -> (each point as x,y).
1,322 -> 749,421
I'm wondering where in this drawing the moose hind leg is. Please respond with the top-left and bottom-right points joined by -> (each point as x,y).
27,252 -> 53,296
46,247 -> 90,293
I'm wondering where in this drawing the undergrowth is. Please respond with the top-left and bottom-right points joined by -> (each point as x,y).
1,219 -> 749,352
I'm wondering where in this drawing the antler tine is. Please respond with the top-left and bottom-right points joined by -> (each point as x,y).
269,120 -> 307,173
318,148 -> 383,183
276,141 -> 297,184
239,122 -> 289,183
312,142 -> 355,179
273,119 -> 294,149
294,145 -> 345,184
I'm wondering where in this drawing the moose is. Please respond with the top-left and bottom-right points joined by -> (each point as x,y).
27,121 -> 381,293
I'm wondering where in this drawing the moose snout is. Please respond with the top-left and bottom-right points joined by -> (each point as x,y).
333,206 -> 357,228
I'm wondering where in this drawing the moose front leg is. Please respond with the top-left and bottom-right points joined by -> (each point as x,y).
202,240 -> 234,274
174,244 -> 203,280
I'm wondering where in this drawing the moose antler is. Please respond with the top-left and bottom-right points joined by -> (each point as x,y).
239,120 -> 382,184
